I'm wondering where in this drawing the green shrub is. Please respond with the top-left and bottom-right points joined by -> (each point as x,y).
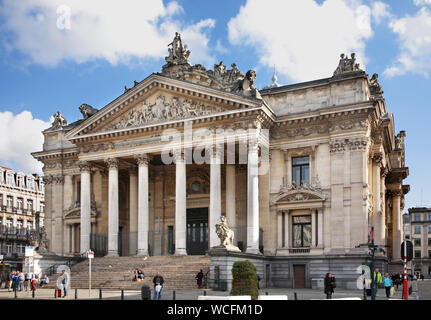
231,260 -> 258,300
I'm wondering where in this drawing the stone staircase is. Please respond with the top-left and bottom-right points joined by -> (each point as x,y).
45,255 -> 211,290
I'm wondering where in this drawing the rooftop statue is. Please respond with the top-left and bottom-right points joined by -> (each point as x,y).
165,32 -> 191,67
369,73 -> 384,96
333,53 -> 363,77
51,111 -> 68,128
79,103 -> 99,119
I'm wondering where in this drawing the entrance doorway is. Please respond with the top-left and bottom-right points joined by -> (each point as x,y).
293,264 -> 306,288
186,208 -> 208,255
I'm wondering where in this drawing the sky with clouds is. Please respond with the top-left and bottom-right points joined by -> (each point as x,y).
0,0 -> 430,209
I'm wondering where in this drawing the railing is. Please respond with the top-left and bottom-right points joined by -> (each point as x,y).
0,205 -> 36,216
288,248 -> 311,254
47,256 -> 86,276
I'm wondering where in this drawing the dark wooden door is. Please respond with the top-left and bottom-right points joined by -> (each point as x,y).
186,208 -> 208,255
293,265 -> 306,288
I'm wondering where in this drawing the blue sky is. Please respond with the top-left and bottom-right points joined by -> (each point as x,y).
0,0 -> 430,210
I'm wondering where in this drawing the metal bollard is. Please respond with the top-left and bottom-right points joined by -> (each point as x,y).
54,289 -> 57,299
99,289 -> 102,299
294,292 -> 298,300
14,289 -> 17,299
32,290 -> 35,299
172,290 -> 176,300
121,289 -> 124,300
75,289 -> 78,300
203,291 -> 207,296
265,292 -> 268,295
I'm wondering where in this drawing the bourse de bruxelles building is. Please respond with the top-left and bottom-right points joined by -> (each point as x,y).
32,34 -> 409,289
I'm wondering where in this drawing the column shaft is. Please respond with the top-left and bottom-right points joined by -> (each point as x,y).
246,146 -> 260,254
277,212 -> 282,249
80,166 -> 91,253
392,194 -> 401,260
225,164 -> 236,244
107,159 -> 119,256
129,171 -> 138,256
175,152 -> 187,255
137,157 -> 149,256
210,150 -> 222,248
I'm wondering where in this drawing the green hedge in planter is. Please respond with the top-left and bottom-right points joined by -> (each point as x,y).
231,260 -> 258,300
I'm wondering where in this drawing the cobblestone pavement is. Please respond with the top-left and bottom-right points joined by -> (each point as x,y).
1,284 -> 427,300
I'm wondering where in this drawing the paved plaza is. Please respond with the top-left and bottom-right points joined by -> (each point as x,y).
0,280 -> 429,300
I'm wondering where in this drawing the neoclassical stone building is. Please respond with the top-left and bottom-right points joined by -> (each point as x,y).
33,34 -> 409,288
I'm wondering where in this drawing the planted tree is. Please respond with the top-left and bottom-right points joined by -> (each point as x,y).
231,260 -> 258,300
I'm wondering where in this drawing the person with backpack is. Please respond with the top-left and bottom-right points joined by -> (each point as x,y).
17,271 -> 25,291
59,270 -> 69,298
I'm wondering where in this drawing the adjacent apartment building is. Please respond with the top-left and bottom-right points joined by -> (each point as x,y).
404,207 -> 431,277
0,167 -> 45,270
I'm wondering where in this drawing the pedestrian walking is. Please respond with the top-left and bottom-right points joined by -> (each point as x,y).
195,269 -> 204,289
324,273 -> 336,299
24,272 -> 30,291
10,271 -> 16,292
371,268 -> 383,300
58,269 -> 69,298
383,273 -> 393,298
17,271 -> 24,292
152,272 -> 164,300
31,274 -> 37,292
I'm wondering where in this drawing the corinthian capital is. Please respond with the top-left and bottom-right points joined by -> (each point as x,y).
134,154 -> 150,166
78,161 -> 92,172
105,158 -> 119,170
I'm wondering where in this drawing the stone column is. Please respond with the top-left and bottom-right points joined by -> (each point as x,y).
71,224 -> 75,254
317,208 -> 323,248
79,162 -> 92,253
283,150 -> 291,186
284,210 -> 290,248
392,190 -> 402,261
277,211 -> 283,249
380,170 -> 387,245
311,210 -> 316,247
174,150 -> 187,255
106,158 -> 119,257
129,169 -> 138,256
225,164 -> 236,243
372,154 -> 382,243
136,155 -> 150,256
63,175 -> 74,211
210,148 -> 222,248
246,143 -> 260,254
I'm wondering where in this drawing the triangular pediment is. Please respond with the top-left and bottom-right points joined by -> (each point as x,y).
270,185 -> 326,205
66,74 -> 264,141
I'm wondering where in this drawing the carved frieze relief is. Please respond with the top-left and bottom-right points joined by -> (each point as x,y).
106,95 -> 224,131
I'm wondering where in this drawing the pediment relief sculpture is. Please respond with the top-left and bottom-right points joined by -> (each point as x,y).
270,180 -> 326,205
64,200 -> 99,219
106,95 -> 224,131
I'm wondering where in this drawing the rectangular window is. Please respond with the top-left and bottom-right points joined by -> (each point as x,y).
40,203 -> 45,213
6,196 -> 13,208
429,226 -> 431,234
17,198 -> 23,210
428,238 -> 431,246
428,213 -> 431,221
292,156 -> 310,185
414,226 -> 421,234
429,251 -> 431,258
414,213 -> 421,221
414,238 -> 421,247
0,194 -> 3,206
27,199 -> 33,212
414,250 -> 421,258
16,220 -> 23,230
292,215 -> 312,248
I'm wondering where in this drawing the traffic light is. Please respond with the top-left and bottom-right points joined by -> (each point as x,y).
401,241 -> 413,261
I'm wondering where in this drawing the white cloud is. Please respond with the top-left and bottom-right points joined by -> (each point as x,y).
0,111 -> 51,174
414,0 -> 431,6
227,0 -> 374,82
0,0 -> 215,67
384,7 -> 431,77
371,1 -> 392,25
